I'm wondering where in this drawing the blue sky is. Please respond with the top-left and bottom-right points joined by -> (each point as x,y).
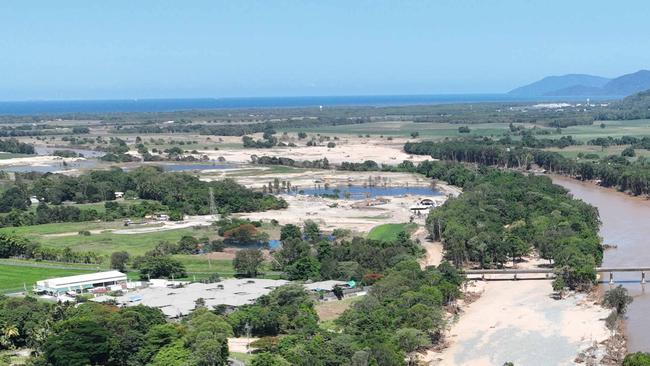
1,1 -> 649,100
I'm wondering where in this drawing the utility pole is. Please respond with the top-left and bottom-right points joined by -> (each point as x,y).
209,187 -> 217,218
245,322 -> 252,354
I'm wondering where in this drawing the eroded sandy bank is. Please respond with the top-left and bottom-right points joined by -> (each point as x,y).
423,256 -> 615,366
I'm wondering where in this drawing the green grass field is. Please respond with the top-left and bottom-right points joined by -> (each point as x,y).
556,119 -> 650,142
0,263 -> 95,293
0,221 -> 126,236
277,118 -> 650,142
0,259 -> 233,293
0,223 -> 213,257
367,223 -> 417,242
0,255 -> 282,293
544,144 -> 650,160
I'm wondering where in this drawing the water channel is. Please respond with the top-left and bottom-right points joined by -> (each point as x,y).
552,175 -> 650,352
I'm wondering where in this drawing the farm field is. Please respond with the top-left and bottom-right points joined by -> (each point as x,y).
558,119 -> 650,141
279,120 -> 528,138
544,144 -> 650,159
274,118 -> 650,140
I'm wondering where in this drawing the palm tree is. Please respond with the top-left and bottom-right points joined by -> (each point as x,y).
1,324 -> 19,349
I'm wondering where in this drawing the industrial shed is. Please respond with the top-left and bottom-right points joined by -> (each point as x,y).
112,278 -> 289,318
35,271 -> 127,295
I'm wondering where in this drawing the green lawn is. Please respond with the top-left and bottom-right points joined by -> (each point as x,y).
0,221 -> 126,236
1,223 -> 213,257
367,223 -> 417,241
0,263 -> 95,293
0,259 -> 238,293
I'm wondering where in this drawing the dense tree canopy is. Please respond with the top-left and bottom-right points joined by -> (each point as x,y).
405,138 -> 650,197
425,168 -> 601,290
0,297 -> 233,366
0,138 -> 35,154
0,167 -> 286,228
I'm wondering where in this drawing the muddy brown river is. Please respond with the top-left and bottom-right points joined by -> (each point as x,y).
552,176 -> 650,352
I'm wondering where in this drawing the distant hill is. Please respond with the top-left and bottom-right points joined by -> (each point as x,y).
594,88 -> 650,121
508,70 -> 650,97
543,84 -> 604,96
508,74 -> 610,96
602,70 -> 650,96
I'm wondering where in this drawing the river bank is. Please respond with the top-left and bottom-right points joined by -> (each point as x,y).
552,175 -> 650,353
423,254 -> 617,365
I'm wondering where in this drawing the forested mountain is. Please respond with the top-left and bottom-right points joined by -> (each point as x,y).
509,69 -> 650,97
508,74 -> 610,96
603,70 -> 650,96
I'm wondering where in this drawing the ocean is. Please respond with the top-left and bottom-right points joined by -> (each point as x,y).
0,94 -> 613,116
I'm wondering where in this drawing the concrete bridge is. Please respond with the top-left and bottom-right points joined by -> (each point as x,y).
464,267 -> 650,284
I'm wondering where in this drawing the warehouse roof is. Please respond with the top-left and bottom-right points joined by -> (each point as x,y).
36,271 -> 127,290
114,278 -> 289,317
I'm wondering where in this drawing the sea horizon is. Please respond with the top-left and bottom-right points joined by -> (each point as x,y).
0,93 -> 619,116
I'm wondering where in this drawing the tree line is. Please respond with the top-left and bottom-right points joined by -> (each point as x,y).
0,138 -> 35,154
405,138 -> 650,196
0,166 -> 287,227
0,199 -> 167,228
117,117 -> 371,137
0,232 -> 102,264
588,135 -> 650,150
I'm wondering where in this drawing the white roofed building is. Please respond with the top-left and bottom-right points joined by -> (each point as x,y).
112,278 -> 289,318
35,271 -> 127,295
